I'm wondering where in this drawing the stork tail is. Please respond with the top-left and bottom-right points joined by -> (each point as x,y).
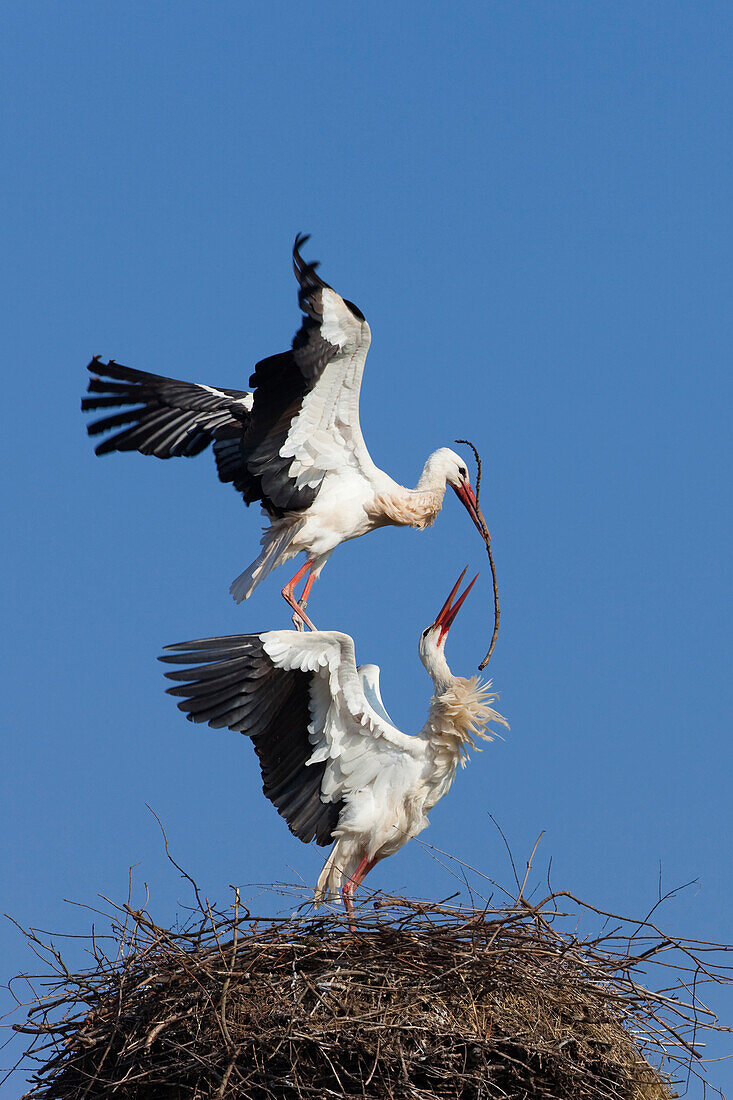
313,844 -> 343,907
229,522 -> 300,603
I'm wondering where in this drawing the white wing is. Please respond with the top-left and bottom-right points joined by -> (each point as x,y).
261,630 -> 423,805
281,250 -> 380,491
240,236 -> 381,514
281,285 -> 377,491
84,238 -> 381,520
161,629 -> 423,846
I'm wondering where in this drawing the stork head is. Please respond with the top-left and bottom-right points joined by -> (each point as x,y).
427,447 -> 485,537
419,567 -> 479,688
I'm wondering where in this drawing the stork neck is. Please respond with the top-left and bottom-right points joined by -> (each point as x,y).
421,673 -> 503,775
415,454 -> 449,494
421,683 -> 468,778
425,648 -> 454,695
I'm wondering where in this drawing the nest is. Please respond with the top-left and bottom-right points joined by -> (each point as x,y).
8,873 -> 732,1100
5,880 -> 726,1100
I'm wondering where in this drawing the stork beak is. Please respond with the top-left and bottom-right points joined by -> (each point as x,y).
454,481 -> 489,539
433,567 -> 480,645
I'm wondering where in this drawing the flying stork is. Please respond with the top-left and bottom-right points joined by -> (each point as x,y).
160,569 -> 508,927
83,235 -> 486,628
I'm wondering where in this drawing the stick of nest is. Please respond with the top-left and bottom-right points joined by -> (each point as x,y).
455,439 -> 500,669
10,885 -> 731,1100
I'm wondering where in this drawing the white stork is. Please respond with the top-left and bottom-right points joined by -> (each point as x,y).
160,569 -> 508,927
83,235 -> 486,628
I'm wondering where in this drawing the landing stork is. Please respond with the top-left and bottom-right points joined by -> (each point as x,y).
160,570 -> 508,927
84,236 -> 486,628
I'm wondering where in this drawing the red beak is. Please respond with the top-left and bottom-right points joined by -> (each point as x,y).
433,567 -> 479,644
454,481 -> 489,539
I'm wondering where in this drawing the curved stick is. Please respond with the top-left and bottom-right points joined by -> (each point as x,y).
455,439 -> 500,669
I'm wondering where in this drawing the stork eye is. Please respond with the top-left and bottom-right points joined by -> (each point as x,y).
421,628 -> 430,639
459,466 -> 467,479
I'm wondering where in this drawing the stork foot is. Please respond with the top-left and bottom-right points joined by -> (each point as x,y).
282,561 -> 318,631
292,597 -> 312,631
282,587 -> 316,631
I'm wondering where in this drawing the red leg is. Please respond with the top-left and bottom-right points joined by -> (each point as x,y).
281,560 -> 317,630
342,854 -> 378,932
299,569 -> 318,610
293,565 -> 319,629
353,855 -> 378,887
342,879 -> 356,932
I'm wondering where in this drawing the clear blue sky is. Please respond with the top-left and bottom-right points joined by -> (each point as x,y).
2,2 -> 731,1093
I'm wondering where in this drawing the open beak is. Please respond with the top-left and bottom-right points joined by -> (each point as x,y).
433,567 -> 479,645
454,481 -> 489,539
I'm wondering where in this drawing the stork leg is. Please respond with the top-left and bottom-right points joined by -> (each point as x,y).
342,854 -> 378,932
282,560 -> 317,631
292,568 -> 318,632
297,570 -> 318,622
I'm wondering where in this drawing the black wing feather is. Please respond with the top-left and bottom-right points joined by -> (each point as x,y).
160,634 -> 342,847
84,235 -> 366,518
83,358 -> 252,464
218,234 -> 366,516
217,351 -> 318,516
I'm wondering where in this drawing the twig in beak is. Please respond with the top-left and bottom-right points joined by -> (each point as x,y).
455,439 -> 500,670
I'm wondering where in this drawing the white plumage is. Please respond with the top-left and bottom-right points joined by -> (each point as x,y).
84,235 -> 486,628
161,569 -> 508,927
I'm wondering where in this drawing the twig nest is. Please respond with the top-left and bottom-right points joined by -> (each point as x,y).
10,893 -> 702,1099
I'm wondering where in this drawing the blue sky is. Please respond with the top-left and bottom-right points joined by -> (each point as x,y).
2,2 -> 731,1093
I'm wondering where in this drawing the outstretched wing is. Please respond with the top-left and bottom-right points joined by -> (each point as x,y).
84,237 -> 377,516
231,234 -> 378,515
161,633 -> 342,846
160,630 -> 420,845
83,358 -> 253,464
